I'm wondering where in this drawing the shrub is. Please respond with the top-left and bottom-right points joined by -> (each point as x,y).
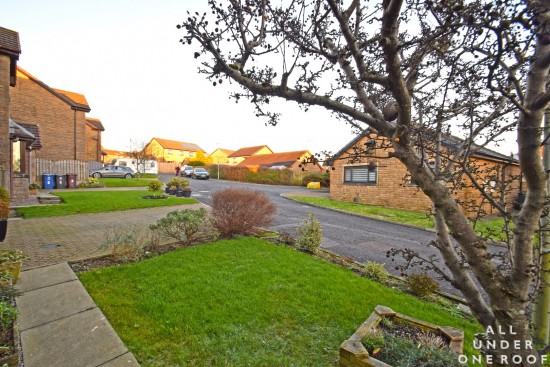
167,177 -> 189,188
0,201 -> 9,220
0,187 -> 9,202
363,261 -> 388,284
212,189 -> 276,237
0,301 -> 17,330
295,212 -> 323,253
246,168 -> 294,185
149,208 -> 218,245
407,272 -> 440,298
77,177 -> 105,188
0,250 -> 24,264
147,180 -> 164,196
28,183 -> 40,190
98,226 -> 150,262
188,161 -> 205,167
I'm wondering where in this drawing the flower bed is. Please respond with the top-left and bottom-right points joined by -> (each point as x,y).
339,305 -> 464,367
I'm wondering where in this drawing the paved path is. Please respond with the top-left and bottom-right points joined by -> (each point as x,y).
16,263 -> 140,367
1,199 -> 207,367
2,203 -> 206,269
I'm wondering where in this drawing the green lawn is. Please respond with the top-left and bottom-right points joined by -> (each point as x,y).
99,177 -> 158,187
290,196 -> 508,240
16,190 -> 197,218
79,238 -> 480,367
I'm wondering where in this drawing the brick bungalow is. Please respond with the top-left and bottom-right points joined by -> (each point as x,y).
329,133 -> 521,215
227,145 -> 273,165
238,150 -> 324,173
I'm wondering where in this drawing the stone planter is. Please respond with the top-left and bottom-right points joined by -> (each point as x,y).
181,189 -> 192,198
339,305 -> 464,367
0,320 -> 20,367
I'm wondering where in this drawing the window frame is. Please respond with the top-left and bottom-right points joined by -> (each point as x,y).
343,165 -> 377,185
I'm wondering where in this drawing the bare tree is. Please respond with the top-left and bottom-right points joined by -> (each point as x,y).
179,0 -> 550,365
129,139 -> 155,180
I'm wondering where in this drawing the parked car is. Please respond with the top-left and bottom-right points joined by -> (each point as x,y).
181,165 -> 194,177
192,167 -> 210,180
89,165 -> 135,179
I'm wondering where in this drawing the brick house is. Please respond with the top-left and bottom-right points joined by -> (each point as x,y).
85,117 -> 105,162
144,137 -> 205,163
238,150 -> 324,173
209,148 -> 235,164
0,26 -> 21,197
9,67 -> 103,162
329,133 -> 521,215
227,145 -> 273,165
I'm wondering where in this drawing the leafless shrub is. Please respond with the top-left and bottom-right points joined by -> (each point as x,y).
212,189 -> 276,238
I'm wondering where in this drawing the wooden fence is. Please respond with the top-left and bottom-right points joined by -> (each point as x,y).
35,159 -> 103,182
159,162 -> 178,174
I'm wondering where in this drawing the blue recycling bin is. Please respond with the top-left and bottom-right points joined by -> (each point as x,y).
42,173 -> 55,189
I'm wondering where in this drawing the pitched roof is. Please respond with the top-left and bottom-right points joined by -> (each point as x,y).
238,151 -> 310,167
228,145 -> 272,158
329,132 -> 517,165
210,148 -> 235,156
152,138 -> 205,152
0,26 -> 20,56
9,119 -> 41,149
85,117 -> 105,131
103,148 -> 129,156
16,67 -> 91,112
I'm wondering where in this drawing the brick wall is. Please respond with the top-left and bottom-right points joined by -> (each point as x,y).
0,55 -> 11,191
330,136 -> 521,215
10,70 -> 88,161
85,125 -> 102,161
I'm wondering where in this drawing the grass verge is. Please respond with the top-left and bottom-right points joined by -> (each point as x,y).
16,190 -> 197,218
79,238 -> 480,367
290,196 -> 509,241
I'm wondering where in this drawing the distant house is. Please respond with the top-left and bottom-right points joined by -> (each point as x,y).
10,67 -> 101,162
102,148 -> 130,164
144,137 -> 205,163
227,145 -> 273,165
209,148 -> 235,164
238,150 -> 324,173
328,133 -> 521,215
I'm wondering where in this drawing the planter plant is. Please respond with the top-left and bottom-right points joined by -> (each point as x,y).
339,305 -> 463,367
166,177 -> 191,197
0,250 -> 25,284
28,183 -> 40,195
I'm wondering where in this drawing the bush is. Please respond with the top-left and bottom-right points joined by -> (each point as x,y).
0,187 -> 9,202
149,208 -> 218,245
77,177 -> 105,188
295,212 -> 323,253
188,161 -> 205,167
167,177 -> 189,188
0,201 -> 9,220
363,261 -> 388,284
147,180 -> 164,196
98,226 -> 150,262
0,301 -> 17,330
407,272 -> 440,298
212,189 -> 276,238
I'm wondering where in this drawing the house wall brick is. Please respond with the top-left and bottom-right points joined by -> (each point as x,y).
9,70 -> 88,161
85,125 -> 102,161
330,136 -> 521,215
0,55 -> 11,189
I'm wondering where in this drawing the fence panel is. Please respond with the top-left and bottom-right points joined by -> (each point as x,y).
35,159 -> 102,182
159,162 -> 178,174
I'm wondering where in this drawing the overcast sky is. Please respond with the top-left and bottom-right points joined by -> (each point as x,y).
1,0 -> 358,156
2,0 -> 518,157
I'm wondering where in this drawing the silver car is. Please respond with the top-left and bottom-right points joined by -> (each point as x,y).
89,165 -> 135,179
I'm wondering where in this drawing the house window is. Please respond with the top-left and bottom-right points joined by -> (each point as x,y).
167,149 -> 173,155
190,152 -> 195,158
344,165 -> 377,184
179,151 -> 184,156
12,141 -> 26,174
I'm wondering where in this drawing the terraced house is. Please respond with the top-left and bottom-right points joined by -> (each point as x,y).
144,137 -> 205,163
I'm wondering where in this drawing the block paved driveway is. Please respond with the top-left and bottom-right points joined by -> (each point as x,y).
1,203 -> 207,269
